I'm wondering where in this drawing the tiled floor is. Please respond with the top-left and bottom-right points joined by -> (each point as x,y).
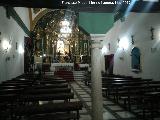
70,81 -> 137,120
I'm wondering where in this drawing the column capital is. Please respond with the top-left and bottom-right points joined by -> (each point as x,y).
90,34 -> 105,49
90,34 -> 106,41
91,41 -> 102,49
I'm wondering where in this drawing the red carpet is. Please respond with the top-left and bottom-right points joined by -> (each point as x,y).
54,70 -> 74,81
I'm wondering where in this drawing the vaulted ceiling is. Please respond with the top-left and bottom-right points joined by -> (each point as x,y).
2,0 -> 160,34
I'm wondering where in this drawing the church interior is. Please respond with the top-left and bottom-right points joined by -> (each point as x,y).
0,0 -> 160,120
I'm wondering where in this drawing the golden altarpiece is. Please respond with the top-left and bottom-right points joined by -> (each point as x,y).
31,9 -> 90,65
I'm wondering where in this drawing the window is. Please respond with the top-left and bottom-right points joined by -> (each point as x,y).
131,47 -> 141,72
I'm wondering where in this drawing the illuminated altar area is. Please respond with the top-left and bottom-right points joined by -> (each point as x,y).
30,9 -> 90,72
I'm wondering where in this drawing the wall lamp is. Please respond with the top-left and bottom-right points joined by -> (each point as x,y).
118,37 -> 129,50
2,40 -> 11,50
18,45 -> 24,54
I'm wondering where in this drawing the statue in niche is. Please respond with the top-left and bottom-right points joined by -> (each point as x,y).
63,51 -> 70,62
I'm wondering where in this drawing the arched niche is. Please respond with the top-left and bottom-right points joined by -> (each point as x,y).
131,47 -> 141,73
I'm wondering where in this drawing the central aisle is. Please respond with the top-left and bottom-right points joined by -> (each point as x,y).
70,81 -> 136,120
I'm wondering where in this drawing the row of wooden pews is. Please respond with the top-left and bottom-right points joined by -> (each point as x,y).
83,73 -> 160,119
0,73 -> 83,120
102,74 -> 160,119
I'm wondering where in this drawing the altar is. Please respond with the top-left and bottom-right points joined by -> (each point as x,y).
50,63 -> 89,71
51,63 -> 74,71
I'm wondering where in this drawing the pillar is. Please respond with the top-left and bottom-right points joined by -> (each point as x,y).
91,40 -> 103,120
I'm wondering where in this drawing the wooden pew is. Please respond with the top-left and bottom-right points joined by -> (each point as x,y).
0,82 -> 32,90
102,78 -> 152,107
103,80 -> 136,97
12,101 -> 83,119
116,85 -> 149,110
28,113 -> 77,120
16,73 -> 40,80
109,82 -> 160,111
0,76 -> 80,120
19,93 -> 74,102
103,78 -> 151,96
101,75 -> 160,119
32,83 -> 68,89
24,88 -> 71,94
6,80 -> 34,84
37,80 -> 67,84
0,82 -> 33,86
102,74 -> 133,78
0,85 -> 28,90
0,94 -> 19,102
138,91 -> 160,119
102,77 -> 134,81
43,76 -> 64,80
11,78 -> 33,82
0,88 -> 23,95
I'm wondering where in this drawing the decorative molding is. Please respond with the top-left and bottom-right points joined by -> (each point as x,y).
32,9 -> 55,30
90,34 -> 105,41
90,34 -> 104,49
91,43 -> 102,49
91,40 -> 103,49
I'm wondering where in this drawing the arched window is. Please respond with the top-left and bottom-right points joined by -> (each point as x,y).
131,47 -> 141,72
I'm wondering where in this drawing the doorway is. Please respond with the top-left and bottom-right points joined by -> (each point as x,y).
104,54 -> 114,74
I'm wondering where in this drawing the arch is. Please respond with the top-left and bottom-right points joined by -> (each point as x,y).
32,9 -> 90,64
32,9 -> 50,30
32,9 -> 76,31
32,9 -> 63,30
131,47 -> 141,72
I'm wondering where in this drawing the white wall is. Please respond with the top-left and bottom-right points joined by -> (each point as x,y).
0,7 -> 30,82
101,12 -> 160,80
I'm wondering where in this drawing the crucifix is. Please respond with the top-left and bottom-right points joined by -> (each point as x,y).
150,27 -> 154,40
108,43 -> 110,51
117,38 -> 120,44
131,35 -> 134,45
